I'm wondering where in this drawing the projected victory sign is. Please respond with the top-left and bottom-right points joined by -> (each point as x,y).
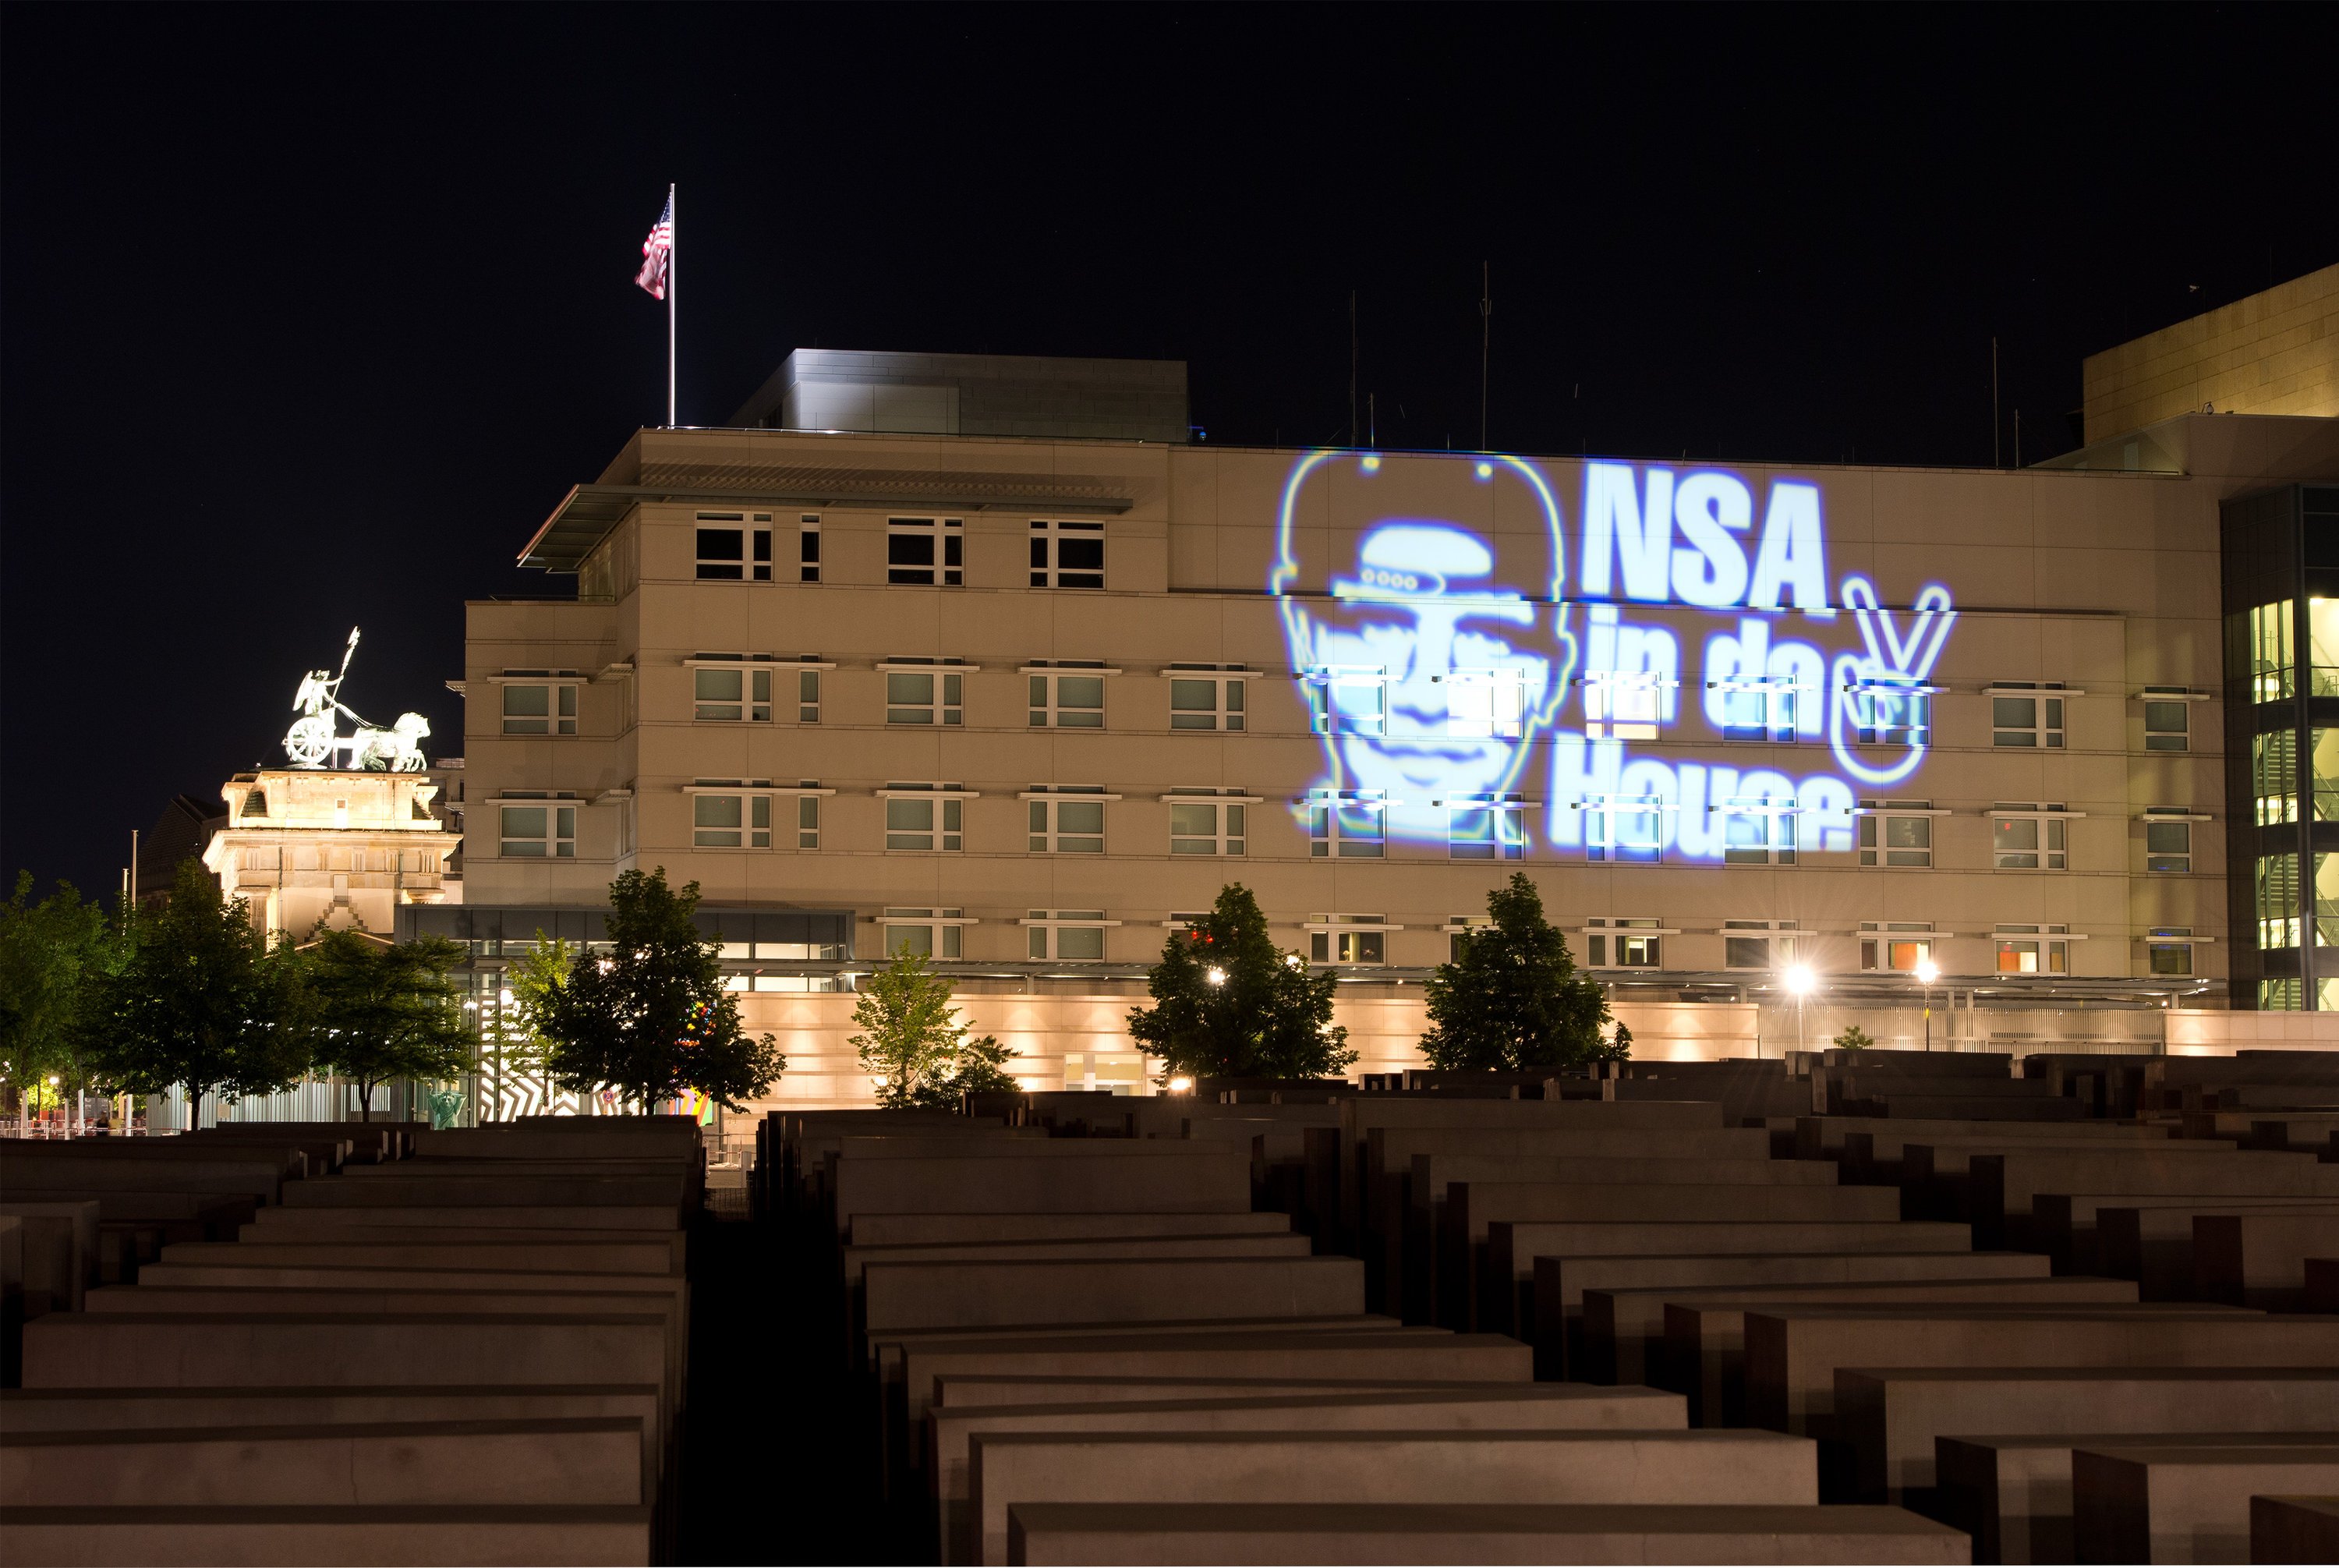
1269,451 -> 1956,862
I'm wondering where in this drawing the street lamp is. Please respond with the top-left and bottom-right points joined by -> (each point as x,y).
1914,958 -> 1941,1053
1783,965 -> 1815,1056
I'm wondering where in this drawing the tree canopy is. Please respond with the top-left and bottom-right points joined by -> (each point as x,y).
1127,883 -> 1354,1082
1419,872 -> 1616,1071
849,943 -> 1018,1108
525,868 -> 784,1110
301,929 -> 473,1120
0,872 -> 114,1106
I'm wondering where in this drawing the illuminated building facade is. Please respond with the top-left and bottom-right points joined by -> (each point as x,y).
444,331 -> 2339,1106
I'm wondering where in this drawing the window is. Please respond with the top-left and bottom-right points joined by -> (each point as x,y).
883,787 -> 965,852
1030,520 -> 1105,589
1715,680 -> 1799,743
1584,674 -> 1663,741
1445,916 -> 1492,963
1168,669 -> 1247,731
1305,669 -> 1386,735
1859,922 -> 1932,972
2316,851 -> 2339,949
1027,911 -> 1109,961
498,802 -> 575,858
695,664 -> 772,722
695,514 -> 771,582
1448,800 -> 1527,860
1587,918 -> 1662,968
2257,854 -> 2299,948
1994,924 -> 2071,975
1307,793 -> 1385,858
1028,790 -> 1107,853
883,908 -> 964,960
1586,798 -> 1663,864
2316,728 -> 2339,822
2145,818 -> 2193,874
2146,929 -> 2195,977
1858,801 -> 1935,867
1446,671 -> 1525,739
798,671 -> 821,724
2313,598 -> 2338,698
1028,667 -> 1106,727
1310,917 -> 1389,965
2248,601 -> 2294,702
1851,684 -> 1930,747
501,678 -> 578,736
2261,978 -> 2305,1011
1168,793 -> 1247,855
692,786 -> 772,849
794,788 -> 821,850
2254,730 -> 2298,825
888,517 -> 963,586
798,515 -> 821,583
1724,919 -> 1799,971
886,665 -> 964,725
1720,800 -> 1796,865
2143,693 -> 2191,752
1992,685 -> 2066,748
1992,804 -> 2069,870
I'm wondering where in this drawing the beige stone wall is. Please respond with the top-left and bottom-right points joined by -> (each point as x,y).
2084,265 -> 2339,443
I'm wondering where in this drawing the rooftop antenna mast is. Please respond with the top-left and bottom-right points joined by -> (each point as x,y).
1479,262 -> 1492,451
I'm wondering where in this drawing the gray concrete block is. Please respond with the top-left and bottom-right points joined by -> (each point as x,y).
2252,1495 -> 2339,1566
2031,1192 -> 2337,1276
2193,1211 -> 2339,1310
834,1152 -> 1250,1237
1967,1149 -> 2339,1250
2072,1445 -> 2339,1564
1935,1428 -> 2339,1565
0,1201 -> 97,1315
155,1237 -> 679,1276
1796,1117 -> 2169,1162
933,1375 -> 1573,1410
863,1255 -> 1364,1343
1003,1502 -> 1971,1566
281,1177 -> 685,1210
851,1212 -> 1292,1248
0,1418 -> 642,1507
970,1429 -> 1816,1566
0,1503 -> 652,1565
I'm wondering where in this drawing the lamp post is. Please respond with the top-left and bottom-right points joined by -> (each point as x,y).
1783,965 -> 1815,1057
1915,958 -> 1941,1053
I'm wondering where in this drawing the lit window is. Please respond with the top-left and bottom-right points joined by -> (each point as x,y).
1725,919 -> 1799,971
1586,798 -> 1663,864
1030,520 -> 1105,589
2146,929 -> 2194,977
1029,669 -> 1106,727
501,678 -> 578,736
2254,731 -> 2299,825
1859,801 -> 1934,867
1169,670 -> 1247,731
886,665 -> 964,725
1305,670 -> 1385,735
2143,695 -> 2190,752
1716,681 -> 1798,743
1311,918 -> 1388,965
1992,685 -> 2066,748
1852,685 -> 1930,747
2247,602 -> 2295,702
1994,924 -> 2070,975
1721,800 -> 1796,866
1448,799 -> 1526,861
888,517 -> 963,586
692,787 -> 772,849
1992,804 -> 2069,870
2258,854 -> 2300,949
1168,795 -> 1246,856
2261,978 -> 2305,1011
1307,793 -> 1385,858
498,802 -> 575,858
1028,791 -> 1106,854
1446,671 -> 1525,739
2312,598 -> 2338,699
2145,819 -> 2192,874
1584,674 -> 1662,741
884,788 -> 964,852
1859,922 -> 1932,972
1027,911 -> 1108,961
798,671 -> 821,724
1587,918 -> 1662,969
883,908 -> 963,959
2316,851 -> 2339,948
798,515 -> 821,583
695,664 -> 772,723
2316,729 -> 2339,823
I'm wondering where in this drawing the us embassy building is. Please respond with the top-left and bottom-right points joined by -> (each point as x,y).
423,267 -> 2339,1110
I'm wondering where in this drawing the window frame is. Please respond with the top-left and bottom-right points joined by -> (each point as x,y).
1307,915 -> 1395,967
1990,802 -> 2077,871
1024,664 -> 1116,728
1022,910 -> 1116,961
880,660 -> 973,726
1856,799 -> 1943,868
688,657 -> 779,723
1443,795 -> 1531,861
494,798 -> 577,858
1303,667 -> 1388,736
1305,791 -> 1388,858
886,516 -> 964,587
1583,672 -> 1667,741
1029,519 -> 1106,589
1024,788 -> 1116,854
1849,681 -> 1934,747
798,515 -> 821,583
2141,688 -> 2196,752
1162,791 -> 1255,856
1994,923 -> 2074,975
1165,667 -> 1251,731
881,907 -> 971,960
1443,668 -> 1527,740
1584,797 -> 1665,864
1710,676 -> 1801,743
878,784 -> 974,852
2146,928 -> 2200,977
694,512 -> 773,582
1858,921 -> 1934,972
497,674 -> 581,737
1988,683 -> 2071,749
1718,798 -> 1799,865
2142,810 -> 2203,874
687,782 -> 775,850
1723,919 -> 1801,972
1585,917 -> 1667,969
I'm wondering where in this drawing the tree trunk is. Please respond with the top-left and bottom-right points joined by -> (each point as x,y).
358,1082 -> 373,1123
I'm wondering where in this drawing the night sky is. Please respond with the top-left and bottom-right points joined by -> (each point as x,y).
4,5 -> 2332,901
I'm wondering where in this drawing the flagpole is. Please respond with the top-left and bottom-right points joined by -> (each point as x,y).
666,183 -> 677,428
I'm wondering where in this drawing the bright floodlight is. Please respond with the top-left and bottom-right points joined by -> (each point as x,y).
1783,964 -> 1815,996
1168,1075 -> 1195,1094
1915,958 -> 1941,986
1205,967 -> 1227,986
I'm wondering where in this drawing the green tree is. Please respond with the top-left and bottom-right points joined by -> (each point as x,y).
851,945 -> 985,1108
527,869 -> 783,1110
499,931 -> 576,1093
1833,1024 -> 1874,1053
301,929 -> 474,1120
940,1033 -> 1021,1099
88,859 -> 310,1124
0,873 -> 112,1117
1418,872 -> 1613,1071
1127,883 -> 1354,1083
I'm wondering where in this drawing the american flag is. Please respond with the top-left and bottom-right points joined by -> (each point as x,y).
635,194 -> 672,300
